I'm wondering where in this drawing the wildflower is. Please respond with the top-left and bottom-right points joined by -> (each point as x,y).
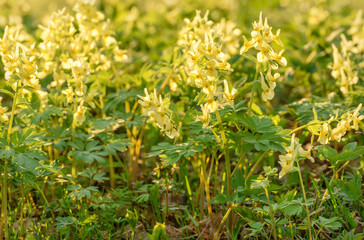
298,145 -> 314,162
73,102 -> 87,125
350,103 -> 364,130
240,36 -> 255,54
240,12 -> 286,67
205,98 -> 219,113
266,66 -> 280,85
0,97 -> 8,122
138,88 -> 179,139
179,10 -> 240,113
308,7 -> 329,26
260,73 -> 275,102
196,104 -> 211,128
330,120 -> 347,142
269,50 -> 287,66
241,12 -> 286,102
278,154 -> 296,179
278,134 -> 299,178
164,120 -> 179,139
223,80 -> 237,106
318,123 -> 330,145
62,86 -> 74,104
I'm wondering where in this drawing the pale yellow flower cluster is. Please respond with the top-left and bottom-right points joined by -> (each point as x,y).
38,0 -> 127,82
278,134 -> 314,179
330,10 -> 363,95
240,12 -> 286,102
308,6 -> 329,26
0,0 -> 30,27
138,88 -> 179,139
347,10 -> 364,54
73,101 -> 88,126
178,10 -> 240,127
65,59 -> 90,126
317,104 -> 364,144
37,0 -> 128,125
0,26 -> 42,96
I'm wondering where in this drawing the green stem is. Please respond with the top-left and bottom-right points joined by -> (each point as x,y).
215,110 -> 233,235
71,95 -> 78,181
109,153 -> 115,189
289,120 -> 326,135
231,153 -> 246,177
297,161 -> 312,240
248,63 -> 260,116
245,150 -> 269,184
213,206 -> 233,240
316,161 -> 349,215
202,155 -> 212,215
20,184 -> 24,238
264,187 -> 278,240
2,80 -> 19,239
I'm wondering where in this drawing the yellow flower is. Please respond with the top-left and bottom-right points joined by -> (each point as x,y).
73,102 -> 87,125
0,97 -> 8,122
318,123 -> 330,145
164,120 -> 179,139
278,134 -> 299,178
260,73 -> 275,102
240,36 -> 255,54
278,154 -> 295,179
196,104 -> 211,128
205,99 -> 218,113
266,66 -> 280,85
350,103 -> 364,130
223,80 -> 237,106
270,49 -> 287,66
298,146 -> 314,162
272,29 -> 283,46
330,120 -> 347,142
62,86 -> 74,104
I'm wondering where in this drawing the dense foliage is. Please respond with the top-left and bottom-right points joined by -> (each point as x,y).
0,0 -> 363,239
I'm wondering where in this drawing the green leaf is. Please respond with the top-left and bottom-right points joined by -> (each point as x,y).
240,132 -> 256,143
232,169 -> 245,190
169,102 -> 182,124
342,142 -> 357,153
337,174 -> 362,201
56,217 -> 77,229
317,216 -> 342,231
307,120 -> 321,135
281,204 -> 303,216
316,145 -> 338,164
211,194 -> 229,204
81,215 -> 98,225
0,89 -> 14,98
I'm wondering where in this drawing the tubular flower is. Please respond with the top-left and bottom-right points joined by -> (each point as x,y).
138,88 -> 179,139
0,26 -> 40,96
73,102 -> 87,125
196,104 -> 211,128
318,123 -> 330,145
316,104 -> 363,144
0,97 -> 8,122
350,103 -> 364,130
260,72 -> 275,102
240,12 -> 286,66
278,134 -> 314,178
179,10 -> 240,114
223,80 -> 238,106
278,134 -> 299,179
62,86 -> 74,104
329,10 -> 362,94
240,12 -> 286,102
